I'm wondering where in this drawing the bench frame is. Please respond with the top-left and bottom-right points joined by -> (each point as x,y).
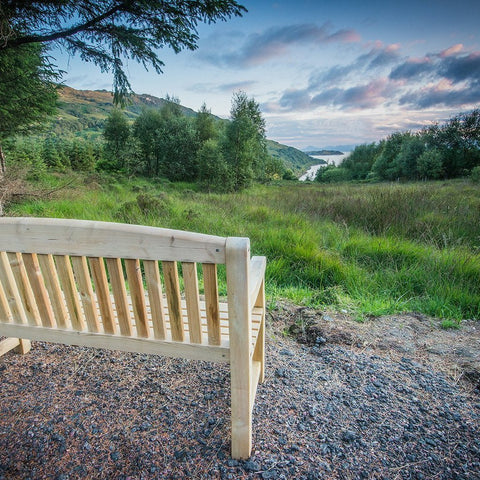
0,218 -> 266,459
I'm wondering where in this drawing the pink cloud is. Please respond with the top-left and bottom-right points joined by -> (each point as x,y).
440,44 -> 464,58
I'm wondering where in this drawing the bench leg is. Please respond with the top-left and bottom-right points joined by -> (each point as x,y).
231,361 -> 252,459
16,338 -> 31,355
0,337 -> 31,357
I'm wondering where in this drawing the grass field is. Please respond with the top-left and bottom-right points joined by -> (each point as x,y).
7,173 -> 480,324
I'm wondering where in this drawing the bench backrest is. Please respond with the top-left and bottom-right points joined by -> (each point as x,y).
0,218 -> 248,353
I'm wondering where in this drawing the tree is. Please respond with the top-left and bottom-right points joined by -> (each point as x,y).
224,91 -> 268,191
0,43 -> 59,179
196,103 -> 218,144
0,1 -> 246,104
103,109 -> 130,170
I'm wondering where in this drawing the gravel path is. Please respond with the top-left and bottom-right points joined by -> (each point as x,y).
1,309 -> 479,480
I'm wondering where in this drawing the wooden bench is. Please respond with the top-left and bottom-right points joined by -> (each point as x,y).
0,217 -> 266,459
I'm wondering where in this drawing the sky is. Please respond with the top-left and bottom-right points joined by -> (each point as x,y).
57,0 -> 480,150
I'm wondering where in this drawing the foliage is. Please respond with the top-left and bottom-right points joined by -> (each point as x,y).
103,109 -> 130,171
7,176 -> 480,322
0,43 -> 59,141
315,165 -> 352,183
224,91 -> 269,190
337,109 -> 480,182
0,0 -> 246,104
197,139 -> 232,192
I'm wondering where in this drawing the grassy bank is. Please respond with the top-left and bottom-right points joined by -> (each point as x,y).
7,174 -> 480,323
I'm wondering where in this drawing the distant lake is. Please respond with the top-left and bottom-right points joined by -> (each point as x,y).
299,152 -> 352,181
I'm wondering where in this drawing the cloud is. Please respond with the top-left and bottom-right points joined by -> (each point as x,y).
400,81 -> 480,108
440,44 -> 463,58
274,43 -> 480,113
312,79 -> 390,110
189,80 -> 257,94
199,23 -> 360,68
389,58 -> 433,80
309,44 -> 401,87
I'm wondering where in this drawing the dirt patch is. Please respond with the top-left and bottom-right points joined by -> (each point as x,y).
270,302 -> 480,392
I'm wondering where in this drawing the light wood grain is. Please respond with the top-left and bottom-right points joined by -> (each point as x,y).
6,252 -> 41,326
144,260 -> 166,340
0,323 -> 230,363
202,263 -> 221,346
55,255 -> 86,331
182,262 -> 202,344
0,218 -> 226,263
0,337 -> 20,357
70,256 -> 100,333
125,259 -> 149,338
89,257 -> 116,334
226,237 -> 252,459
105,258 -> 132,336
37,254 -> 70,328
162,261 -> 184,342
0,279 -> 13,322
0,251 -> 29,325
21,253 -> 56,327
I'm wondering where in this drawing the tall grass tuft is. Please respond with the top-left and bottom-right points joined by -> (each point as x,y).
7,174 -> 480,321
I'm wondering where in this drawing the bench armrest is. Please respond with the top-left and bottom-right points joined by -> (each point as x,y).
249,256 -> 266,309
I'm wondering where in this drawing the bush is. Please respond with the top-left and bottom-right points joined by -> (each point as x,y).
470,166 -> 480,183
316,165 -> 352,183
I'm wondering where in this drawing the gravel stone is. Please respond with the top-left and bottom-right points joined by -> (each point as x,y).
0,308 -> 479,479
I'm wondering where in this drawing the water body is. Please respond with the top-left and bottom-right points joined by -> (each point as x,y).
299,152 -> 352,181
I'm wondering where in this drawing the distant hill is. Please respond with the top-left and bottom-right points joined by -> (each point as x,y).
304,144 -> 357,153
266,140 -> 323,173
50,86 -> 313,174
51,86 -> 198,135
305,150 -> 343,156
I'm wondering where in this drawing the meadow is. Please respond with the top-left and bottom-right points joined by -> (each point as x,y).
8,173 -> 480,325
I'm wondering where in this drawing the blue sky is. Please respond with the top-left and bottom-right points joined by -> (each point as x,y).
58,0 -> 480,149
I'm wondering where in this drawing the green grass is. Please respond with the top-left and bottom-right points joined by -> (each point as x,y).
7,174 -> 480,321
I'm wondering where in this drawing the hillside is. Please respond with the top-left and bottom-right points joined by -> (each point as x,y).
51,86 -> 313,173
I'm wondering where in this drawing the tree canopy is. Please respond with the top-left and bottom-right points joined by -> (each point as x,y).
0,0 -> 246,104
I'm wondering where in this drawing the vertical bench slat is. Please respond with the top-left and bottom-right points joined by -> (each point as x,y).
144,260 -> 166,340
124,259 -> 149,338
55,255 -> 86,331
89,257 -> 116,335
0,280 -> 13,322
182,262 -> 202,344
71,256 -> 100,333
37,254 -> 70,329
17,253 -> 54,327
7,253 -> 41,326
202,263 -> 221,346
0,252 -> 28,325
162,261 -> 184,342
105,258 -> 132,336
252,280 -> 265,384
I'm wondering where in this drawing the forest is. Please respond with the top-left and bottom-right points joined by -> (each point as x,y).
316,109 -> 480,183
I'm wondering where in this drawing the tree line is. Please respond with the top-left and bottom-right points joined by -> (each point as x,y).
316,109 -> 480,183
4,91 -> 285,192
